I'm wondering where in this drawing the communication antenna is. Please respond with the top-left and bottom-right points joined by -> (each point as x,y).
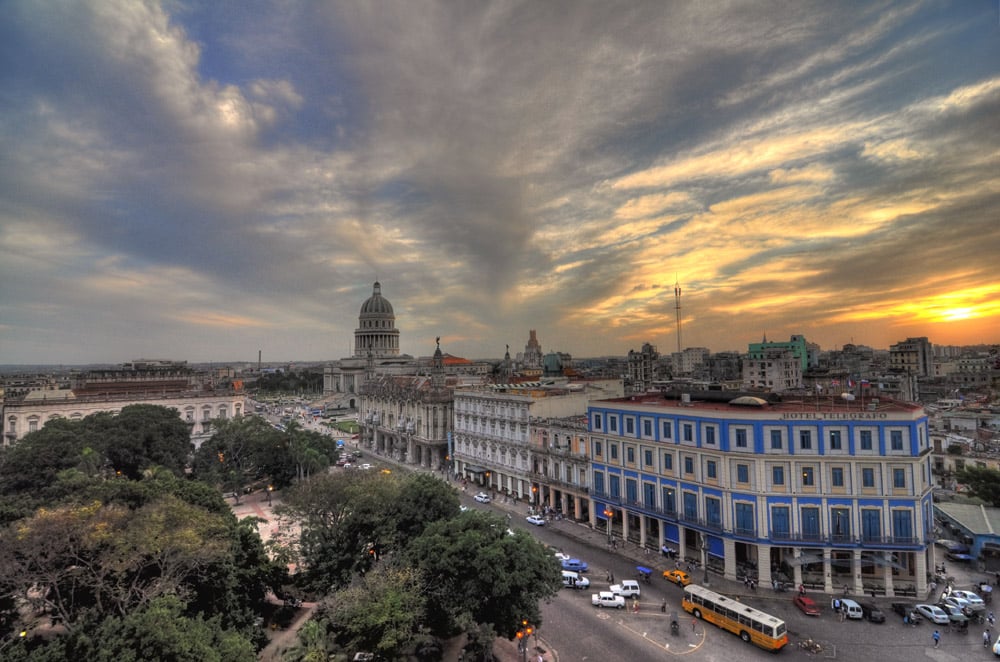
674,277 -> 682,354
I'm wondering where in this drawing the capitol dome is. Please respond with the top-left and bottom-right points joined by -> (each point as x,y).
354,281 -> 400,357
360,281 -> 394,316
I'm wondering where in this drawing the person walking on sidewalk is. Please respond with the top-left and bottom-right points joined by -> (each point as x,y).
933,630 -> 940,648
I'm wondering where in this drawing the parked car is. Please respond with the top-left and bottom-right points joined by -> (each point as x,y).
553,552 -> 571,563
562,571 -> 590,590
794,595 -> 821,616
662,569 -> 691,586
992,633 -> 1000,656
914,604 -> 950,625
611,580 -> 641,598
859,602 -> 886,623
561,558 -> 589,573
526,515 -> 546,526
951,590 -> 986,612
839,598 -> 863,620
592,591 -> 626,609
937,604 -> 969,624
940,595 -> 975,617
474,492 -> 491,503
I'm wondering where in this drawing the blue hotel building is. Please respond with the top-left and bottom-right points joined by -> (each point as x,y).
587,391 -> 932,597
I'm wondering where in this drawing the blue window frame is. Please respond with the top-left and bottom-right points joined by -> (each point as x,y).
643,419 -> 652,436
861,509 -> 881,541
893,468 -> 905,488
593,472 -> 605,495
862,467 -> 875,487
662,487 -> 676,514
799,430 -> 812,450
662,420 -> 672,439
735,428 -> 747,448
801,506 -> 820,539
683,492 -> 698,519
684,457 -> 694,474
683,424 -> 693,442
772,506 -> 790,537
643,449 -> 653,467
706,460 -> 717,479
643,482 -> 656,507
801,466 -> 815,486
832,507 -> 851,540
593,414 -> 602,430
829,430 -> 842,450
831,466 -> 844,487
890,430 -> 903,451
609,416 -> 618,432
705,497 -> 721,527
594,440 -> 603,457
625,418 -> 634,435
609,475 -> 620,498
770,430 -> 782,449
892,510 -> 913,541
663,453 -> 673,470
737,464 -> 749,483
705,427 -> 716,445
610,444 -> 618,460
626,447 -> 635,463
735,502 -> 754,534
625,478 -> 637,503
772,466 -> 784,485
860,430 -> 873,450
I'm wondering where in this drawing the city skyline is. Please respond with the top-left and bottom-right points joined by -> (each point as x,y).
1,2 -> 998,365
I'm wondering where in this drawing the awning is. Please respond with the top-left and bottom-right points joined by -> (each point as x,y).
465,465 -> 488,474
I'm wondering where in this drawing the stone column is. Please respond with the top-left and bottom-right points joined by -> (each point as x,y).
758,544 -> 773,588
639,515 -> 647,549
792,548 -> 804,589
677,525 -> 687,561
723,537 -> 737,581
883,553 -> 895,597
852,549 -> 864,595
823,549 -> 833,593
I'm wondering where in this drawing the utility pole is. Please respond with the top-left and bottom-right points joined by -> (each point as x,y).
674,277 -> 682,354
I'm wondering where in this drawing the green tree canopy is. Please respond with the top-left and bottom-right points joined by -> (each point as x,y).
955,466 -> 1000,506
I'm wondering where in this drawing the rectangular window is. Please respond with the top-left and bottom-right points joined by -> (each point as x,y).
772,506 -> 790,537
683,492 -> 698,519
892,510 -> 913,541
626,447 -> 635,463
893,468 -> 906,488
770,430 -> 782,449
801,506 -> 820,539
662,420 -> 672,439
609,417 -> 618,432
860,430 -> 873,451
643,420 -> 652,437
736,464 -> 749,483
594,440 -> 603,457
593,472 -> 605,495
832,508 -> 851,541
829,430 -> 842,450
593,414 -> 602,430
705,497 -> 721,527
772,466 -> 785,485
609,475 -> 621,498
610,444 -> 619,460
643,482 -> 656,507
862,467 -> 875,488
890,430 -> 903,451
625,479 -> 637,502
799,430 -> 812,450
705,427 -> 716,445
706,460 -> 717,479
684,457 -> 694,474
735,428 -> 747,448
663,453 -> 673,470
683,424 -> 693,442
801,466 -> 815,486
735,502 -> 754,534
662,487 -> 676,514
643,449 -> 653,467
625,418 -> 635,435
861,509 -> 881,542
831,466 -> 844,487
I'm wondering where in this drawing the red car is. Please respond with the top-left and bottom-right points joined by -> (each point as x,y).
794,595 -> 821,616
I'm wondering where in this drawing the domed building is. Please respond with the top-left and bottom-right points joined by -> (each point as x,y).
354,281 -> 400,357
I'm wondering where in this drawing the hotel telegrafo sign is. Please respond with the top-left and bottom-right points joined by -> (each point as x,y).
780,412 -> 889,420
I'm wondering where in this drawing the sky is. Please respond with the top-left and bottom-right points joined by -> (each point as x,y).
1,1 -> 999,366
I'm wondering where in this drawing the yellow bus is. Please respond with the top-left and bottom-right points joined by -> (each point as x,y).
681,584 -> 789,651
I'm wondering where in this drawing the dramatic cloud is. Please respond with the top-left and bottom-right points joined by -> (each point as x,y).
1,0 -> 997,365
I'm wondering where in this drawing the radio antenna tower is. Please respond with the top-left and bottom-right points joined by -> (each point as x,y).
674,276 -> 682,354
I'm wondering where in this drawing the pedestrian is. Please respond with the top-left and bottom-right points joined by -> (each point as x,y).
990,612 -> 996,628
692,618 -> 697,631
933,630 -> 940,648
871,588 -> 877,599
986,630 -> 991,647
633,598 -> 639,613
610,571 -> 614,584
661,599 -> 667,613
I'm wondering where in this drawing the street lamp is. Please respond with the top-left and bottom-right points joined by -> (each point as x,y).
603,507 -> 614,546
266,484 -> 273,506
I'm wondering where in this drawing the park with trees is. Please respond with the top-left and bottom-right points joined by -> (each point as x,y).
0,405 -> 560,660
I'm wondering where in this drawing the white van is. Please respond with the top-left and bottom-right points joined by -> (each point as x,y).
611,579 -> 641,598
562,570 -> 590,590
840,598 -> 863,620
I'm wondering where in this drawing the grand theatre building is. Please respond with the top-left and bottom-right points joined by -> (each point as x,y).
588,390 -> 934,597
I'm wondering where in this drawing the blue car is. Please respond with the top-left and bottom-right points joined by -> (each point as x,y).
561,558 -> 589,573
